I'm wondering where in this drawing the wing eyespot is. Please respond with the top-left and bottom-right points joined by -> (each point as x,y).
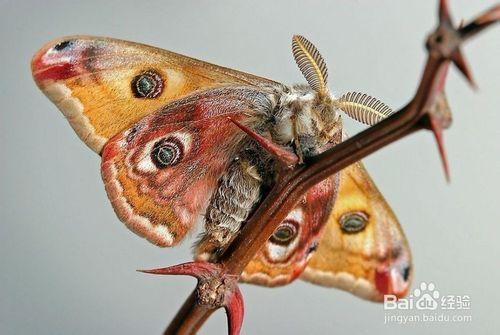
270,220 -> 298,245
151,137 -> 184,168
131,70 -> 164,98
339,211 -> 368,233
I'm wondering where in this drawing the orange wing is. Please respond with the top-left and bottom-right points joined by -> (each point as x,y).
301,162 -> 412,301
31,36 -> 277,153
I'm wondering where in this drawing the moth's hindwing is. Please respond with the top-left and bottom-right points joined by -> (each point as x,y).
240,175 -> 339,286
301,162 -> 413,301
32,36 -> 277,153
101,87 -> 270,247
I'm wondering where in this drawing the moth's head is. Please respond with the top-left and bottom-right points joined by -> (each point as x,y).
272,35 -> 342,159
276,35 -> 395,160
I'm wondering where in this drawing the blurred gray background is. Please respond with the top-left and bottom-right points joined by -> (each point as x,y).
1,0 -> 499,334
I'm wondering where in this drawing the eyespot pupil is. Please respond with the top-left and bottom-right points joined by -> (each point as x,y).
131,70 -> 164,98
339,212 -> 368,233
151,138 -> 183,168
270,221 -> 298,245
137,76 -> 155,95
157,146 -> 175,165
275,227 -> 292,240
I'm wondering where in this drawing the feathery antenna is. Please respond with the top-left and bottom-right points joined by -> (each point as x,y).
337,92 -> 393,125
292,35 -> 329,94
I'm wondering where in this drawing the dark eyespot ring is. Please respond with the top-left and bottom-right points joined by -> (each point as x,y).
131,70 -> 164,98
270,220 -> 298,245
151,137 -> 184,168
53,40 -> 73,51
339,211 -> 368,233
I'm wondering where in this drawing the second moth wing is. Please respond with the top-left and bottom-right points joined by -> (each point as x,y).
301,162 -> 412,301
240,176 -> 338,286
101,86 -> 273,247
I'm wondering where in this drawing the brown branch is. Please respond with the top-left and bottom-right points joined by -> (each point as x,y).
164,292 -> 213,335
151,2 -> 500,334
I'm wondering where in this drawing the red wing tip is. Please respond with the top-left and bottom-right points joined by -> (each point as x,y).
375,263 -> 412,300
31,36 -> 91,82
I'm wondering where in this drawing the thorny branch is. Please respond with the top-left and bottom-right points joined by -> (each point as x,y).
141,2 -> 500,334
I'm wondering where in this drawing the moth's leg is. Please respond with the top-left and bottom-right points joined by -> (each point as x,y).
194,147 -> 270,261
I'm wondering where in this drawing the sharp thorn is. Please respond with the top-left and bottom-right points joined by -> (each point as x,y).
137,261 -> 221,279
475,4 -> 500,26
225,286 -> 245,335
451,49 -> 477,89
458,5 -> 500,41
439,0 -> 453,26
228,117 -> 299,167
429,116 -> 451,183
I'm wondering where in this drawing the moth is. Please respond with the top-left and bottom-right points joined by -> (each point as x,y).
32,35 -> 411,301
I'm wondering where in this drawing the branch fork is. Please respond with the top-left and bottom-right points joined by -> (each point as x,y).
140,2 -> 500,334
140,262 -> 244,334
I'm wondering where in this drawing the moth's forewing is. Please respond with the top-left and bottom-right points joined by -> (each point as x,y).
31,36 -> 277,153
